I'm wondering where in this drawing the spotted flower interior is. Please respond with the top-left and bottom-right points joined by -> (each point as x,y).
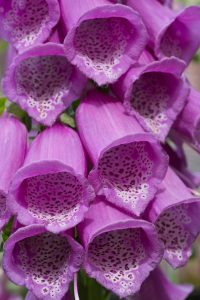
21,172 -> 83,228
126,72 -> 182,139
2,0 -> 50,50
74,17 -> 133,82
0,193 -> 6,218
156,204 -> 192,267
97,141 -> 159,214
15,55 -> 72,120
87,228 -> 146,297
13,232 -> 72,299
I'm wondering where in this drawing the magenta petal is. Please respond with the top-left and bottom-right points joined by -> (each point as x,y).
174,87 -> 200,153
8,124 -> 95,233
0,0 -> 60,52
2,43 -> 87,126
3,224 -> 84,300
26,291 -> 72,300
132,268 -> 192,300
62,0 -> 148,85
127,0 -> 200,65
76,91 -> 168,216
147,168 -> 200,268
78,197 -> 163,298
0,115 -> 27,230
112,57 -> 189,141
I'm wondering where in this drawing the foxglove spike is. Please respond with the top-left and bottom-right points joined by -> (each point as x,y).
0,0 -> 60,52
174,88 -> 200,153
146,168 -> 200,268
8,124 -> 95,233
3,43 -> 87,126
131,268 -> 192,300
0,115 -> 27,230
78,197 -> 164,298
3,224 -> 84,300
112,56 -> 189,141
127,0 -> 200,65
76,91 -> 168,216
62,0 -> 148,85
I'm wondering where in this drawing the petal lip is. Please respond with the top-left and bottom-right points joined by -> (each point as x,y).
8,160 -> 95,233
113,57 -> 189,141
79,198 -> 164,298
76,90 -> 169,216
89,133 -> 169,216
146,168 -> 200,268
0,0 -> 60,52
2,43 -> 86,126
3,224 -> 84,300
64,4 -> 148,85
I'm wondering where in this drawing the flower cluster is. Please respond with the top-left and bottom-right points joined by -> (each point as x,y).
0,0 -> 200,299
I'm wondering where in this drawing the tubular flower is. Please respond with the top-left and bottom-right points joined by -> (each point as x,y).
26,291 -> 72,300
3,224 -> 84,300
157,0 -> 172,6
78,197 -> 164,298
3,43 -> 86,126
0,115 -> 27,230
8,124 -> 95,233
0,0 -> 60,52
62,0 -> 148,85
76,91 -> 168,216
174,88 -> 200,153
131,268 -> 193,300
165,138 -> 200,189
126,0 -> 200,65
146,168 -> 200,268
112,54 -> 189,141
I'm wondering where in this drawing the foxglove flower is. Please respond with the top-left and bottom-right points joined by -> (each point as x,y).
62,0 -> 148,85
131,268 -> 192,300
127,0 -> 200,65
165,138 -> 200,189
78,197 -> 163,298
26,291 -> 72,300
174,88 -> 200,153
0,115 -> 27,230
0,0 -> 60,52
157,0 -> 172,6
146,168 -> 200,268
3,224 -> 84,300
8,124 -> 95,233
76,91 -> 168,216
3,43 -> 86,126
112,54 -> 188,141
